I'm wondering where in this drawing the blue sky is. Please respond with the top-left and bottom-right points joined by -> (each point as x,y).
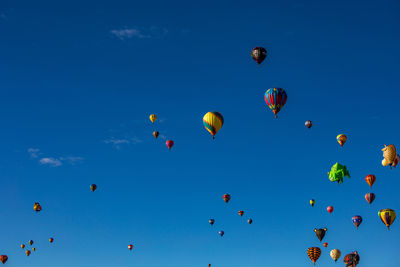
0,0 -> 399,266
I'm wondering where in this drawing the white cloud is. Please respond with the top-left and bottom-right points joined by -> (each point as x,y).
104,137 -> 142,149
28,148 -> 40,158
60,156 -> 84,165
111,27 -> 168,40
39,157 -> 62,167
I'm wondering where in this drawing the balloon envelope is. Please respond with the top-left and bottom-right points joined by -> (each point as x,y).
90,184 -> 97,192
352,215 -> 363,229
330,249 -> 341,262
337,134 -> 347,147
307,247 -> 321,265
203,111 -> 224,139
327,206 -> 334,214
365,193 -> 375,205
264,88 -> 287,118
365,174 -> 376,187
379,209 -> 396,229
149,114 -> 157,123
305,120 -> 312,129
251,47 -> 267,65
0,255 -> 7,264
166,140 -> 174,150
314,228 -> 327,242
310,199 -> 315,207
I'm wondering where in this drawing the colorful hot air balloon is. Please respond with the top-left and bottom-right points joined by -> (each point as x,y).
166,140 -> 174,150
323,242 -> 328,248
222,194 -> 231,203
352,215 -> 362,229
0,255 -> 7,264
28,240 -> 33,246
90,184 -> 97,192
365,174 -> 376,188
21,244 -> 25,249
238,210 -> 244,217
382,144 -> 397,168
153,131 -> 159,139
33,202 -> 42,212
149,114 -> 157,123
203,112 -> 224,139
310,199 -> 315,207
343,251 -> 360,267
218,231 -> 224,237
32,248 -> 36,252
264,88 -> 287,118
337,134 -> 347,147
25,250 -> 31,257
251,47 -> 267,65
314,228 -> 327,242
330,249 -> 341,262
49,238 -> 54,243
307,247 -> 321,265
379,209 -> 396,230
247,218 -> 253,224
305,120 -> 312,129
209,219 -> 215,226
328,163 -> 350,184
128,244 -> 133,251
327,206 -> 334,214
365,193 -> 375,205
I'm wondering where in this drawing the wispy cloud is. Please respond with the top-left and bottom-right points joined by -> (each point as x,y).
28,148 -> 40,158
104,137 -> 143,149
60,156 -> 84,165
0,13 -> 6,20
39,157 -> 62,167
111,26 -> 168,40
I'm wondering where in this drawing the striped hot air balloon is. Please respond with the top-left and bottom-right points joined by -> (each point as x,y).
379,209 -> 396,230
264,88 -> 287,118
365,174 -> 376,188
203,112 -> 224,139
365,193 -> 375,205
337,134 -> 347,147
307,247 -> 321,265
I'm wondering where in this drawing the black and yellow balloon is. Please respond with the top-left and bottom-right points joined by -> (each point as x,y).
149,114 -> 157,123
203,112 -> 224,139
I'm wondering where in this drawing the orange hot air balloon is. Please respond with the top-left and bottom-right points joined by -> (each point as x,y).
21,244 -> 25,249
33,202 -> 42,212
128,244 -> 133,251
238,210 -> 244,216
337,134 -> 347,147
222,194 -> 231,203
365,174 -> 376,188
323,243 -> 328,248
25,250 -> 31,257
49,238 -> 54,243
307,247 -> 321,265
0,255 -> 8,264
153,131 -> 159,139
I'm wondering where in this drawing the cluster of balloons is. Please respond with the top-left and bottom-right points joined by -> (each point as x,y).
149,114 -> 174,150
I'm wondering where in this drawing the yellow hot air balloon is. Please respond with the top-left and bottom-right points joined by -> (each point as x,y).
32,248 -> 36,252
21,244 -> 25,249
337,134 -> 347,147
379,209 -> 396,230
381,144 -> 397,167
25,250 -> 31,256
149,114 -> 157,123
203,112 -> 224,139
330,249 -> 341,262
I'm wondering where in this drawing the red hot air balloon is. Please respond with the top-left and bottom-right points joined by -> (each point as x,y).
0,255 -> 8,264
327,206 -> 334,214
305,120 -> 312,129
365,193 -> 375,205
222,194 -> 231,203
166,140 -> 174,150
238,210 -> 244,216
365,174 -> 376,188
323,242 -> 328,248
128,244 -> 133,251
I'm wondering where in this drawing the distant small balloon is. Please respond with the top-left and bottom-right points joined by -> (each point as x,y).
327,206 -> 334,214
248,218 -> 253,224
128,244 -> 133,251
323,242 -> 328,248
365,174 -> 376,188
310,199 -> 315,207
49,238 -> 54,243
209,219 -> 215,226
149,114 -> 157,123
90,184 -> 97,192
365,193 -> 375,205
218,231 -> 224,237
25,250 -> 31,257
352,215 -> 363,229
153,131 -> 159,139
166,140 -> 174,150
0,255 -> 8,264
28,240 -> 33,246
305,120 -> 312,129
222,194 -> 231,203
238,210 -> 244,217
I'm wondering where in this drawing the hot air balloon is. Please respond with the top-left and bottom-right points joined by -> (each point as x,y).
238,210 -> 244,216
379,209 -> 396,230
264,88 -> 287,118
307,247 -> 321,265
203,112 -> 224,139
153,131 -> 159,139
222,194 -> 231,203
128,244 -> 133,251
365,193 -> 375,205
90,184 -> 97,192
310,199 -> 315,207
218,231 -> 224,237
330,249 -> 341,262
352,216 -> 362,229
209,219 -> 215,226
25,250 -> 31,257
21,244 -> 25,249
328,163 -> 350,184
166,140 -> 174,150
32,248 -> 36,252
314,228 -> 327,242
33,202 -> 42,212
337,134 -> 347,147
248,218 -> 253,224
0,255 -> 8,264
149,114 -> 157,123
323,242 -> 328,248
251,47 -> 267,65
49,238 -> 54,243
365,174 -> 376,188
382,144 -> 397,168
28,240 -> 33,246
343,251 -> 360,267
327,206 -> 334,214
305,120 -> 312,129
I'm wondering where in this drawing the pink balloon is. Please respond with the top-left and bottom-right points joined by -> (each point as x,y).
166,140 -> 174,150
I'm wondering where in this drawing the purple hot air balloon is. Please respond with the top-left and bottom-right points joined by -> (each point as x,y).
352,216 -> 362,229
365,193 -> 375,205
218,231 -> 224,237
